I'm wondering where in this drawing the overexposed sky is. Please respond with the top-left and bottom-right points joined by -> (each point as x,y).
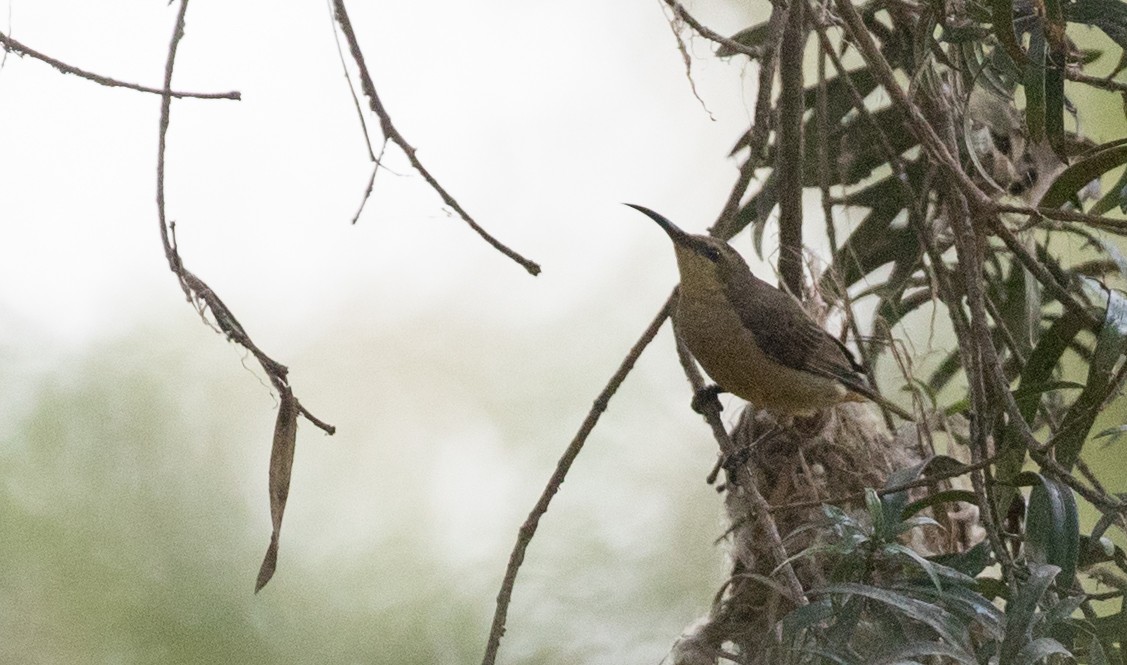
0,0 -> 762,344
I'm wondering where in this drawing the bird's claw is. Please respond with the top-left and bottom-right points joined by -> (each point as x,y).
691,384 -> 725,414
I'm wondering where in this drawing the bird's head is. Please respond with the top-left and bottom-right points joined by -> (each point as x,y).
625,204 -> 750,291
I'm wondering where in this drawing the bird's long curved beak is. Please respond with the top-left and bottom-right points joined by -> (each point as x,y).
624,203 -> 693,247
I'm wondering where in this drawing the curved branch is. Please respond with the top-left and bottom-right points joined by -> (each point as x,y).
330,0 -> 540,276
480,296 -> 674,665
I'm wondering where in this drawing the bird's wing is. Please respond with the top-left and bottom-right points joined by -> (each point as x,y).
724,272 -> 915,420
724,272 -> 866,387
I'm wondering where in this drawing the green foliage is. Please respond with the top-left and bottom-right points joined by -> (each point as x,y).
707,0 -> 1127,659
772,483 -> 1107,664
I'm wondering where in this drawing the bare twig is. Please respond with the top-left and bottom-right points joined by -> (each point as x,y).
1066,68 -> 1127,95
946,183 -> 1017,582
831,0 -> 988,208
989,216 -> 1100,328
710,5 -> 789,240
768,451 -> 1001,514
329,0 -> 540,276
776,0 -> 807,296
480,296 -> 674,665
156,0 -> 334,593
994,201 -> 1127,236
325,0 -> 385,225
663,2 -> 716,118
662,0 -> 765,59
0,29 -> 239,100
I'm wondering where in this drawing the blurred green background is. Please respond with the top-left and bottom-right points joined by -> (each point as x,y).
1,298 -> 728,663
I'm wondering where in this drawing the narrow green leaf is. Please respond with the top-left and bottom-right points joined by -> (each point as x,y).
992,0 -> 1028,66
826,209 -> 917,293
995,259 -> 1037,366
928,540 -> 994,578
1040,141 -> 1127,210
1077,48 -> 1106,66
1067,0 -> 1127,51
873,263 -> 929,332
1000,564 -> 1062,665
882,456 -> 967,525
875,639 -> 978,664
1085,631 -> 1112,665
1087,605 -> 1127,654
1017,471 -> 1080,586
825,594 -> 867,652
1025,28 -> 1048,144
1054,289 -> 1127,470
780,597 -> 835,644
903,489 -> 980,520
886,542 -> 963,592
1010,380 -> 1084,400
803,107 -> 919,186
865,489 -> 888,540
1013,637 -> 1074,664
1088,166 -> 1127,217
1094,423 -> 1127,441
817,583 -> 973,653
928,349 -> 964,396
803,68 -> 880,131
903,580 -> 1005,639
996,313 -> 1087,514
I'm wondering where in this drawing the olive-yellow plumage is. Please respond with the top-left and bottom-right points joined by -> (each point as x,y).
627,204 -> 911,419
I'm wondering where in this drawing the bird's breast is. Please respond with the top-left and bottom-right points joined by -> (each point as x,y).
674,286 -> 848,414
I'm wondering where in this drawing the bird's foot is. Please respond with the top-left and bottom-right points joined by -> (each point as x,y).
691,384 -> 725,415
707,445 -> 754,487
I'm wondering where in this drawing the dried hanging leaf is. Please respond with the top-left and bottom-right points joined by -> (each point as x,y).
255,387 -> 299,592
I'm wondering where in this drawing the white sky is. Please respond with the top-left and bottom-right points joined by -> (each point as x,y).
0,0 -> 763,346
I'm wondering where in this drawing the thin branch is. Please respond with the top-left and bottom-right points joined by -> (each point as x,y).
155,0 -> 334,592
673,332 -> 810,607
329,0 -> 540,276
1038,454 -> 1125,513
480,296 -> 674,665
155,14 -> 333,436
1066,68 -> 1127,94
768,451 -> 1000,514
0,29 -> 239,100
776,0 -> 807,296
710,4 -> 789,240
325,0 -> 384,225
989,216 -> 1100,329
943,160 -> 1019,580
661,0 -> 765,59
994,200 -> 1127,236
830,0 -> 988,209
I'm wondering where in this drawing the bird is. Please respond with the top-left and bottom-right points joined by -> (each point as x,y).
626,203 -> 912,421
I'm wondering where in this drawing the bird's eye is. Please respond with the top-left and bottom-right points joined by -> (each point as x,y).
704,247 -> 721,262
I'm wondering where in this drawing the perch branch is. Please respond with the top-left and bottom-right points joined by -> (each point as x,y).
674,332 -> 810,607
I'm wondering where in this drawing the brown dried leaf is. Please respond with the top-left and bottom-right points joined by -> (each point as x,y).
255,387 -> 299,592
